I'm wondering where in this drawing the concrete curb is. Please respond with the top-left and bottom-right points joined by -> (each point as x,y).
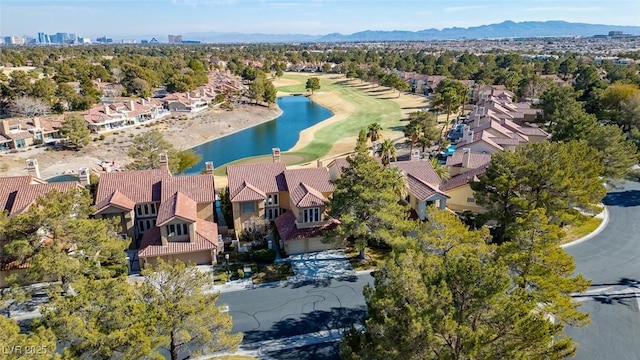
561,205 -> 609,249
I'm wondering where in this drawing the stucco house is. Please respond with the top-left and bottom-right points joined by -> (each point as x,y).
442,148 -> 491,213
0,159 -> 85,287
0,115 -> 64,150
93,154 -> 221,268
327,157 -> 449,221
226,149 -> 339,255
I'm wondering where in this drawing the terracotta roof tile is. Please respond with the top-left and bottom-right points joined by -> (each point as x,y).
94,169 -> 170,212
160,174 -> 215,203
446,150 -> 492,169
274,211 -> 339,241
107,190 -> 136,211
227,163 -> 287,202
156,192 -> 198,225
441,166 -> 488,191
232,182 -> 267,202
138,219 -> 218,258
283,168 -> 333,208
9,181 -> 80,216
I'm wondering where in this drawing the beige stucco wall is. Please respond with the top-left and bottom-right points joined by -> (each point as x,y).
445,185 -> 486,213
232,200 -> 264,231
141,249 -> 216,268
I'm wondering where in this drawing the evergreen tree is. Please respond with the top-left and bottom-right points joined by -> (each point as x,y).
327,131 -> 410,258
59,114 -> 91,149
140,260 -> 242,360
342,208 -> 577,360
127,130 -> 201,174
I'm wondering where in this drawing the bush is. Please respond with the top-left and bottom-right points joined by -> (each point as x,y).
251,249 -> 276,263
98,134 -> 105,140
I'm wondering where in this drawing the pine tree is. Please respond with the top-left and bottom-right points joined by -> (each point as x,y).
140,260 -> 242,360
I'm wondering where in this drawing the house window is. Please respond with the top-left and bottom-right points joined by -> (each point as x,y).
136,203 -> 157,217
15,139 -> 26,148
167,223 -> 189,237
303,208 -> 320,223
266,193 -> 279,206
466,197 -> 476,203
265,208 -> 281,221
137,219 -> 155,233
241,202 -> 256,214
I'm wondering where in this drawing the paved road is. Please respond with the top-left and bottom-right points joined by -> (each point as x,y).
565,181 -> 640,360
218,273 -> 372,359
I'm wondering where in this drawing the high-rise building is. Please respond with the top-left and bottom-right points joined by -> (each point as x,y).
168,34 -> 183,44
37,32 -> 50,44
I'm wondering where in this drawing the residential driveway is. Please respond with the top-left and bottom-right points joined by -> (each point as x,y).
289,250 -> 355,280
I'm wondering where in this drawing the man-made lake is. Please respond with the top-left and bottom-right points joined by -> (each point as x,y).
184,96 -> 332,174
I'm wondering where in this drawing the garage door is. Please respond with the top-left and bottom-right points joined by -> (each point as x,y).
286,239 -> 306,255
307,238 -> 334,253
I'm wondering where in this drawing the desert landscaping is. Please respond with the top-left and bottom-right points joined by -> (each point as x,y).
0,73 -> 432,184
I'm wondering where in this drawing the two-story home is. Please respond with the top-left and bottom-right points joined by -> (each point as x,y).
226,149 -> 338,255
83,98 -> 170,133
0,115 -> 64,150
0,159 -> 85,287
327,157 -> 449,221
441,148 -> 491,213
93,154 -> 221,267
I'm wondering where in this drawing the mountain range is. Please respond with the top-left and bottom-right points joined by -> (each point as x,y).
180,20 -> 640,43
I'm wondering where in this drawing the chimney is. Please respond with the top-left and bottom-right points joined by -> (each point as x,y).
201,88 -> 206,97
104,105 -> 111,115
33,117 -> 41,129
78,167 -> 90,187
204,161 -> 214,175
411,149 -> 421,160
129,100 -> 135,111
0,120 -> 9,135
316,159 -> 323,168
26,159 -> 41,179
186,92 -> 191,100
159,152 -> 169,172
272,148 -> 281,163
462,148 -> 471,169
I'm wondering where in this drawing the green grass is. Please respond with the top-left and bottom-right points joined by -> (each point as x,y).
252,262 -> 294,284
214,74 -> 407,174
561,216 -> 603,244
278,74 -> 403,160
344,246 -> 392,271
213,260 -> 293,284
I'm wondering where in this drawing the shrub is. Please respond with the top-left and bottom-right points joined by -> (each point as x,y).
98,134 -> 105,140
251,249 -> 276,263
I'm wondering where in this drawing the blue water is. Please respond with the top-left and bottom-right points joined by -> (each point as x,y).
184,96 -> 332,174
47,174 -> 79,182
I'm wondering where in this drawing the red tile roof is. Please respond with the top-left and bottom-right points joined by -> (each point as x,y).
106,190 -> 136,211
156,191 -> 198,225
94,169 -> 170,212
283,168 -> 333,208
446,150 -> 492,169
227,163 -> 287,202
441,166 -> 488,191
392,160 -> 442,186
138,219 -> 218,258
160,174 -> 215,204
233,182 -> 267,202
274,211 -> 339,241
0,176 -> 35,213
9,181 -> 80,216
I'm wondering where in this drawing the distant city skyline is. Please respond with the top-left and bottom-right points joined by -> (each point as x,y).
1,0 -> 639,38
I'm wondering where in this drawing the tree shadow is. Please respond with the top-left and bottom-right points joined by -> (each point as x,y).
602,190 -> 640,207
241,306 -> 366,344
263,342 -> 340,360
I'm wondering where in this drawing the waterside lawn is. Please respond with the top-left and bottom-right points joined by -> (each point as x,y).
214,74 -> 410,175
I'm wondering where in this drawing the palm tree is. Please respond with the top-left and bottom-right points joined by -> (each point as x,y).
387,167 -> 410,200
404,123 -> 423,155
367,122 -> 383,143
376,139 -> 397,166
430,157 -> 451,181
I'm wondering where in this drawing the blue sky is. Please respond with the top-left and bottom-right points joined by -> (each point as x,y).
1,0 -> 639,38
